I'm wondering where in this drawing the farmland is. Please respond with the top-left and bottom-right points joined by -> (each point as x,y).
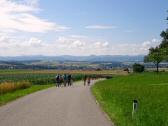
0,70 -> 87,105
0,69 -> 127,85
0,69 -> 128,75
0,69 -> 126,106
92,72 -> 168,126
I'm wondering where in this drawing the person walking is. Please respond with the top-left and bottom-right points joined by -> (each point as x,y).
59,75 -> 63,87
67,74 -> 72,86
83,75 -> 87,86
87,76 -> 91,86
55,74 -> 60,87
63,74 -> 67,87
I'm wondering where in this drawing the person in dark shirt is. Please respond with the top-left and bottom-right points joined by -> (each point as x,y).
67,74 -> 72,86
83,75 -> 87,86
63,74 -> 67,87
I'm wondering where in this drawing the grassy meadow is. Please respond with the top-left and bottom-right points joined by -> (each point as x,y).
92,72 -> 168,126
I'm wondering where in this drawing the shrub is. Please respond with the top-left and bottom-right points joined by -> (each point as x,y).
16,81 -> 31,89
0,82 -> 15,94
0,81 -> 31,94
133,63 -> 145,73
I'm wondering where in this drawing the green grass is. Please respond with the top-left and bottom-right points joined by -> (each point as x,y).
0,85 -> 53,106
92,72 -> 168,126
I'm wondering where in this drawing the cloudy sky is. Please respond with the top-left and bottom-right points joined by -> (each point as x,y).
0,0 -> 167,56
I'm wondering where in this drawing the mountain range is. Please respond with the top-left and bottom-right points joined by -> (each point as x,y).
0,55 -> 145,62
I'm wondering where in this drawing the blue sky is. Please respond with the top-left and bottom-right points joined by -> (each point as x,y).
39,0 -> 167,42
0,0 -> 167,56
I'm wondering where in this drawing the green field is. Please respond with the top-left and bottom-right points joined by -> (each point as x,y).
92,72 -> 168,126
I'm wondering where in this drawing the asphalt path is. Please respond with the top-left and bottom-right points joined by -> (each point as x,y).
0,80 -> 113,126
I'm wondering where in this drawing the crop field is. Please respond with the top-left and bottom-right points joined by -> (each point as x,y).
0,69 -> 102,105
0,69 -> 127,106
0,69 -> 126,105
0,69 -> 128,75
0,71 -> 84,85
0,69 -> 127,85
92,72 -> 168,126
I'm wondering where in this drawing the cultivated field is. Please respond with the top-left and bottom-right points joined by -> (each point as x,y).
0,69 -> 127,85
92,72 -> 168,126
0,69 -> 126,106
0,69 -> 128,75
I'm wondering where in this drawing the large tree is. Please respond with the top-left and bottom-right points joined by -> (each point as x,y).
144,47 -> 164,72
145,14 -> 168,72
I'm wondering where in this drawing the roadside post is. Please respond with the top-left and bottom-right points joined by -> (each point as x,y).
132,100 -> 138,118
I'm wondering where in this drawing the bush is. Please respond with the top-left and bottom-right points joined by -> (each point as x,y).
16,81 -> 31,89
0,82 -> 15,94
133,63 -> 145,73
0,81 -> 31,94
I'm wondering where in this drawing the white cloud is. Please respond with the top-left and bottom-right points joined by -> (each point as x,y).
23,0 -> 40,7
0,0 -> 69,33
108,39 -> 161,55
57,36 -> 86,49
85,25 -> 116,30
0,34 -> 110,56
0,33 -> 161,56
94,42 -> 109,48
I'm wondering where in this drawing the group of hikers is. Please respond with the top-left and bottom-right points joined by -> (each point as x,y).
55,74 -> 91,87
55,74 -> 72,87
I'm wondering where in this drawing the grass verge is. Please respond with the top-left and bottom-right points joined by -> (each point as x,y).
0,85 -> 53,106
92,72 -> 168,126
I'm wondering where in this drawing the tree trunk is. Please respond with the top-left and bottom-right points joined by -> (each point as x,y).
156,62 -> 159,73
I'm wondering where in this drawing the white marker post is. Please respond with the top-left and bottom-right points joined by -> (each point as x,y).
132,100 -> 138,118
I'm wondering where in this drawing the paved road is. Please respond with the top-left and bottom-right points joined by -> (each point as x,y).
0,80 -> 113,126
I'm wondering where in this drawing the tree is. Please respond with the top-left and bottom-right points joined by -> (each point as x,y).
159,20 -> 168,60
160,30 -> 168,48
145,47 -> 164,73
145,13 -> 168,72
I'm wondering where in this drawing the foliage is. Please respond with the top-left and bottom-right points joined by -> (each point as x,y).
145,15 -> 168,72
133,64 -> 144,73
0,81 -> 31,94
145,46 -> 167,72
92,72 -> 168,126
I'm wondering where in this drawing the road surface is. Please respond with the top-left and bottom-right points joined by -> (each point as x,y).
0,80 -> 113,126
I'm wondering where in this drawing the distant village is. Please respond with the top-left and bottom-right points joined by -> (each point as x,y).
0,60 -> 168,70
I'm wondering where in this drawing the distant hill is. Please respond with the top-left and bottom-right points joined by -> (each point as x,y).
0,55 -> 144,62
